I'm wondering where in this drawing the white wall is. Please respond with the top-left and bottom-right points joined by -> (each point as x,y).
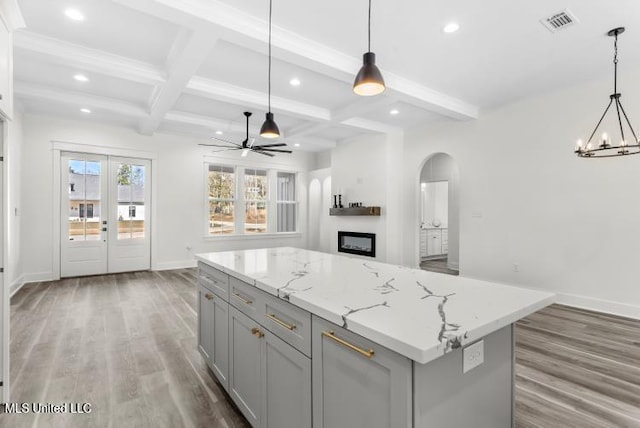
308,168 -> 331,253
20,114 -> 314,280
5,112 -> 22,293
400,68 -> 640,318
328,132 -> 404,262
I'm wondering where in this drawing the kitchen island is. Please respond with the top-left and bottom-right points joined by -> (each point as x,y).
195,247 -> 554,428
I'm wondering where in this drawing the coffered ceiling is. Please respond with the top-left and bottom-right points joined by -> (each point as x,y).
13,0 -> 640,151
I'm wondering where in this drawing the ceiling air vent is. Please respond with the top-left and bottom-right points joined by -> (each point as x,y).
541,9 -> 578,33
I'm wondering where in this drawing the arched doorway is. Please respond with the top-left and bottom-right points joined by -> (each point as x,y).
418,153 -> 459,275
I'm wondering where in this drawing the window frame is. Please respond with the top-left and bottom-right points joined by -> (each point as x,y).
204,161 -> 300,238
207,164 -> 237,235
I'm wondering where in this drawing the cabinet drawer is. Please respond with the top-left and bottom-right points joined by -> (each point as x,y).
263,295 -> 312,357
427,230 -> 441,239
230,276 -> 265,320
198,262 -> 229,300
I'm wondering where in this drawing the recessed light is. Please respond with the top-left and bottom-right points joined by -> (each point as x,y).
73,74 -> 89,82
215,131 -> 223,135
65,9 -> 86,21
294,143 -> 300,147
390,109 -> 399,115
443,22 -> 460,34
289,78 -> 301,87
80,108 -> 91,114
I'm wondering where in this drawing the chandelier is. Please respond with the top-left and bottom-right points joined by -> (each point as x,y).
575,27 -> 639,158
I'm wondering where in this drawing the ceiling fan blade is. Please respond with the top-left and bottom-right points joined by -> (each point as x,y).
199,143 -> 241,148
209,137 -> 242,147
253,150 -> 275,157
252,143 -> 287,148
207,148 -> 242,153
253,148 -> 293,153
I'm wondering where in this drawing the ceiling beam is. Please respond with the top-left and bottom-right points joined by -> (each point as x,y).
186,77 -> 331,122
341,118 -> 402,134
287,95 -> 398,138
15,82 -> 148,117
139,29 -> 218,135
14,31 -> 165,86
115,0 -> 479,121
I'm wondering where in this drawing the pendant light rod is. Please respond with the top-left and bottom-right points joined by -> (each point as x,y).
367,0 -> 371,52
260,0 -> 280,138
268,0 -> 272,113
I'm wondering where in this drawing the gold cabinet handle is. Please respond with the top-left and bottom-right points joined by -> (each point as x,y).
265,313 -> 296,331
232,292 -> 253,305
251,327 -> 264,338
205,293 -> 214,300
322,330 -> 375,359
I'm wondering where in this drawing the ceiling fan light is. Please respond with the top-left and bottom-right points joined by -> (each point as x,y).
353,52 -> 385,96
260,112 -> 280,139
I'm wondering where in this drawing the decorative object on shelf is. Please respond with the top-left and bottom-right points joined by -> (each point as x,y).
338,194 -> 344,208
329,206 -> 381,216
260,0 -> 280,138
349,202 -> 364,208
198,112 -> 291,157
353,0 -> 385,96
575,27 -> 639,158
333,195 -> 338,209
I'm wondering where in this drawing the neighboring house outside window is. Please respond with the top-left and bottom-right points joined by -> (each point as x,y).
206,163 -> 298,236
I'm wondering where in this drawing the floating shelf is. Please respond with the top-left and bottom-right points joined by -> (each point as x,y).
329,206 -> 381,216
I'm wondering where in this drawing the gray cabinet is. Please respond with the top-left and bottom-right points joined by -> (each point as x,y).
198,283 -> 230,390
262,329 -> 311,428
229,306 -> 262,427
198,284 -> 215,362
229,301 -> 312,428
311,315 -> 412,428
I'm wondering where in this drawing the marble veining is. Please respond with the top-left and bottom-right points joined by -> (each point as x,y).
195,247 -> 555,364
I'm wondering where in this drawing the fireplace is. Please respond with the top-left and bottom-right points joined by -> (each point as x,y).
338,231 -> 376,258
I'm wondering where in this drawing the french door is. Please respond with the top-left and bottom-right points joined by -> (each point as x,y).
61,152 -> 151,277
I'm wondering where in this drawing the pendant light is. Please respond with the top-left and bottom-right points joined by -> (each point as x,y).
575,27 -> 640,158
260,0 -> 280,139
353,0 -> 385,96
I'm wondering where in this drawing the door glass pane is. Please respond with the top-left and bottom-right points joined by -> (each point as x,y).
244,169 -> 267,234
117,163 -> 145,240
209,201 -> 235,234
68,159 -> 101,241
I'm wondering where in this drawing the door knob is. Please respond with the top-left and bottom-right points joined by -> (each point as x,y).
102,228 -> 107,232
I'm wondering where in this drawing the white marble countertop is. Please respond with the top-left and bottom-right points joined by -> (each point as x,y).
195,247 -> 555,364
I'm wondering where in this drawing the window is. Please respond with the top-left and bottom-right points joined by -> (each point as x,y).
244,169 -> 268,234
208,165 -> 236,235
277,172 -> 297,232
206,164 -> 298,236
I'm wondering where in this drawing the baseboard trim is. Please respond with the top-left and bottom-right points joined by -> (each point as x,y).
22,272 -> 56,284
447,261 -> 460,271
556,293 -> 640,320
153,260 -> 197,271
9,275 -> 25,298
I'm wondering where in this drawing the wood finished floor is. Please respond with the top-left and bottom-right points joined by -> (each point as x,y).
2,270 -> 638,428
0,270 -> 250,428
420,257 -> 459,276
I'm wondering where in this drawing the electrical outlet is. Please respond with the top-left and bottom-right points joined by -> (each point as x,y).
463,340 -> 484,374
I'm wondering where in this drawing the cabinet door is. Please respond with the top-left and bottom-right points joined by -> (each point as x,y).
211,296 -> 229,390
262,330 -> 311,428
312,316 -> 412,428
0,18 -> 10,119
197,284 -> 215,363
427,230 -> 442,256
229,306 -> 262,427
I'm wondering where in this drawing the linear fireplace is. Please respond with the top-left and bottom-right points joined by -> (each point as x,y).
338,231 -> 376,258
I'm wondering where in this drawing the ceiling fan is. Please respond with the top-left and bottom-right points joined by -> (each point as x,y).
199,111 -> 292,157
